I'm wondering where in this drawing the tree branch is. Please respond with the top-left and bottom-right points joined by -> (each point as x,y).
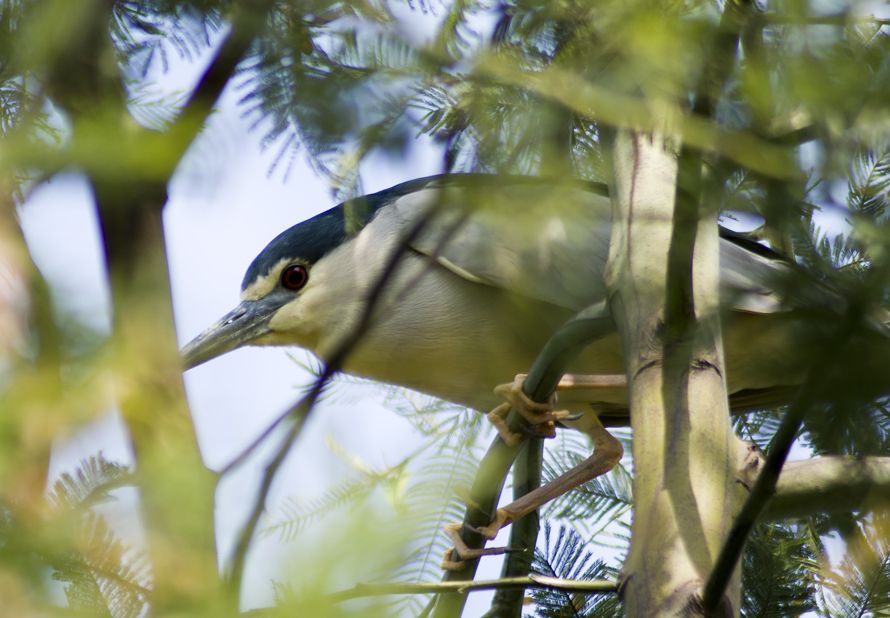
483,437 -> 544,618
432,420 -> 524,618
46,1 -> 275,609
668,0 -> 751,337
766,456 -> 890,520
701,322 -> 857,613
762,12 -> 890,26
649,3 -> 749,614
472,59 -> 796,179
432,302 -> 616,618
607,3 -> 751,597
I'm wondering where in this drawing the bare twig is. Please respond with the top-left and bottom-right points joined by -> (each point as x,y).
224,380 -> 325,592
218,403 -> 293,477
701,379 -> 816,613
330,574 -> 617,601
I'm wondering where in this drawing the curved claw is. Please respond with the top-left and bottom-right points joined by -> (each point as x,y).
440,523 -> 513,571
488,374 -> 572,443
471,509 -> 512,540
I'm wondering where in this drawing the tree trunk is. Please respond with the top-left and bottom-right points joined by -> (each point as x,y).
605,130 -> 745,616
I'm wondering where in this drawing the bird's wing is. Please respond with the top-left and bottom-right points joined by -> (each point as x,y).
386,178 -> 613,311
377,175 -> 797,314
718,239 -> 786,314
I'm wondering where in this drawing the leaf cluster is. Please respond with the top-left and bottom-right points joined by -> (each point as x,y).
0,454 -> 147,618
530,522 -> 623,618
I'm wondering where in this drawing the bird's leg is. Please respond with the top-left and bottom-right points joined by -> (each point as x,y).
444,374 -> 625,569
476,412 -> 623,539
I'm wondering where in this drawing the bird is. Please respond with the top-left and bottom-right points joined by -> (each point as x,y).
180,173 -> 851,561
181,174 -> 816,407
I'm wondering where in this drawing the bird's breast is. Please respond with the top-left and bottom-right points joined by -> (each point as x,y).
332,261 -> 626,411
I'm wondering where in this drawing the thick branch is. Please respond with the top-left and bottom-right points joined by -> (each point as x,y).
766,456 -> 890,520
617,5 -> 751,616
608,133 -> 736,616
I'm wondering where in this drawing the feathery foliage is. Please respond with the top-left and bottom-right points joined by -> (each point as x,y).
529,522 -> 623,618
46,454 -> 132,511
821,515 -> 890,617
0,454 -> 147,617
741,522 -> 819,617
52,511 -> 152,618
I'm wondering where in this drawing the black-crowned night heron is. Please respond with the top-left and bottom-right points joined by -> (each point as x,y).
181,174 -> 832,561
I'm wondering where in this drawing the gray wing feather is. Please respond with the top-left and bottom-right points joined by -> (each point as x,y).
383,180 -> 790,314
389,183 -> 612,311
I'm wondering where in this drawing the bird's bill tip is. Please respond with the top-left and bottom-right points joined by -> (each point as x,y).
180,325 -> 232,370
180,300 -> 275,370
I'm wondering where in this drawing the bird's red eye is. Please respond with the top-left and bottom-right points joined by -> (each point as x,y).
281,264 -> 309,291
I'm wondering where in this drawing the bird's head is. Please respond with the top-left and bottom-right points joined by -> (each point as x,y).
181,206 -> 351,369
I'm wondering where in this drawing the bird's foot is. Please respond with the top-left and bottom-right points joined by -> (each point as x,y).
487,374 -> 574,445
473,509 -> 511,540
440,523 -> 514,571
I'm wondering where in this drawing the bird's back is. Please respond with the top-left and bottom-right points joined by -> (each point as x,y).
320,175 -> 809,416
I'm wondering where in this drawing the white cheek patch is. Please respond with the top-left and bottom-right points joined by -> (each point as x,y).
267,296 -> 321,350
241,257 -> 292,301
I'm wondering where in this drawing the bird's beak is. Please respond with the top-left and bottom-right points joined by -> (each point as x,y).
181,297 -> 280,369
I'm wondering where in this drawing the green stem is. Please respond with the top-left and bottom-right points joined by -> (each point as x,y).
432,302 -> 616,618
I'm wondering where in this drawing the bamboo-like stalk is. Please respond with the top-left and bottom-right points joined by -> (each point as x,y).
606,129 -> 742,615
